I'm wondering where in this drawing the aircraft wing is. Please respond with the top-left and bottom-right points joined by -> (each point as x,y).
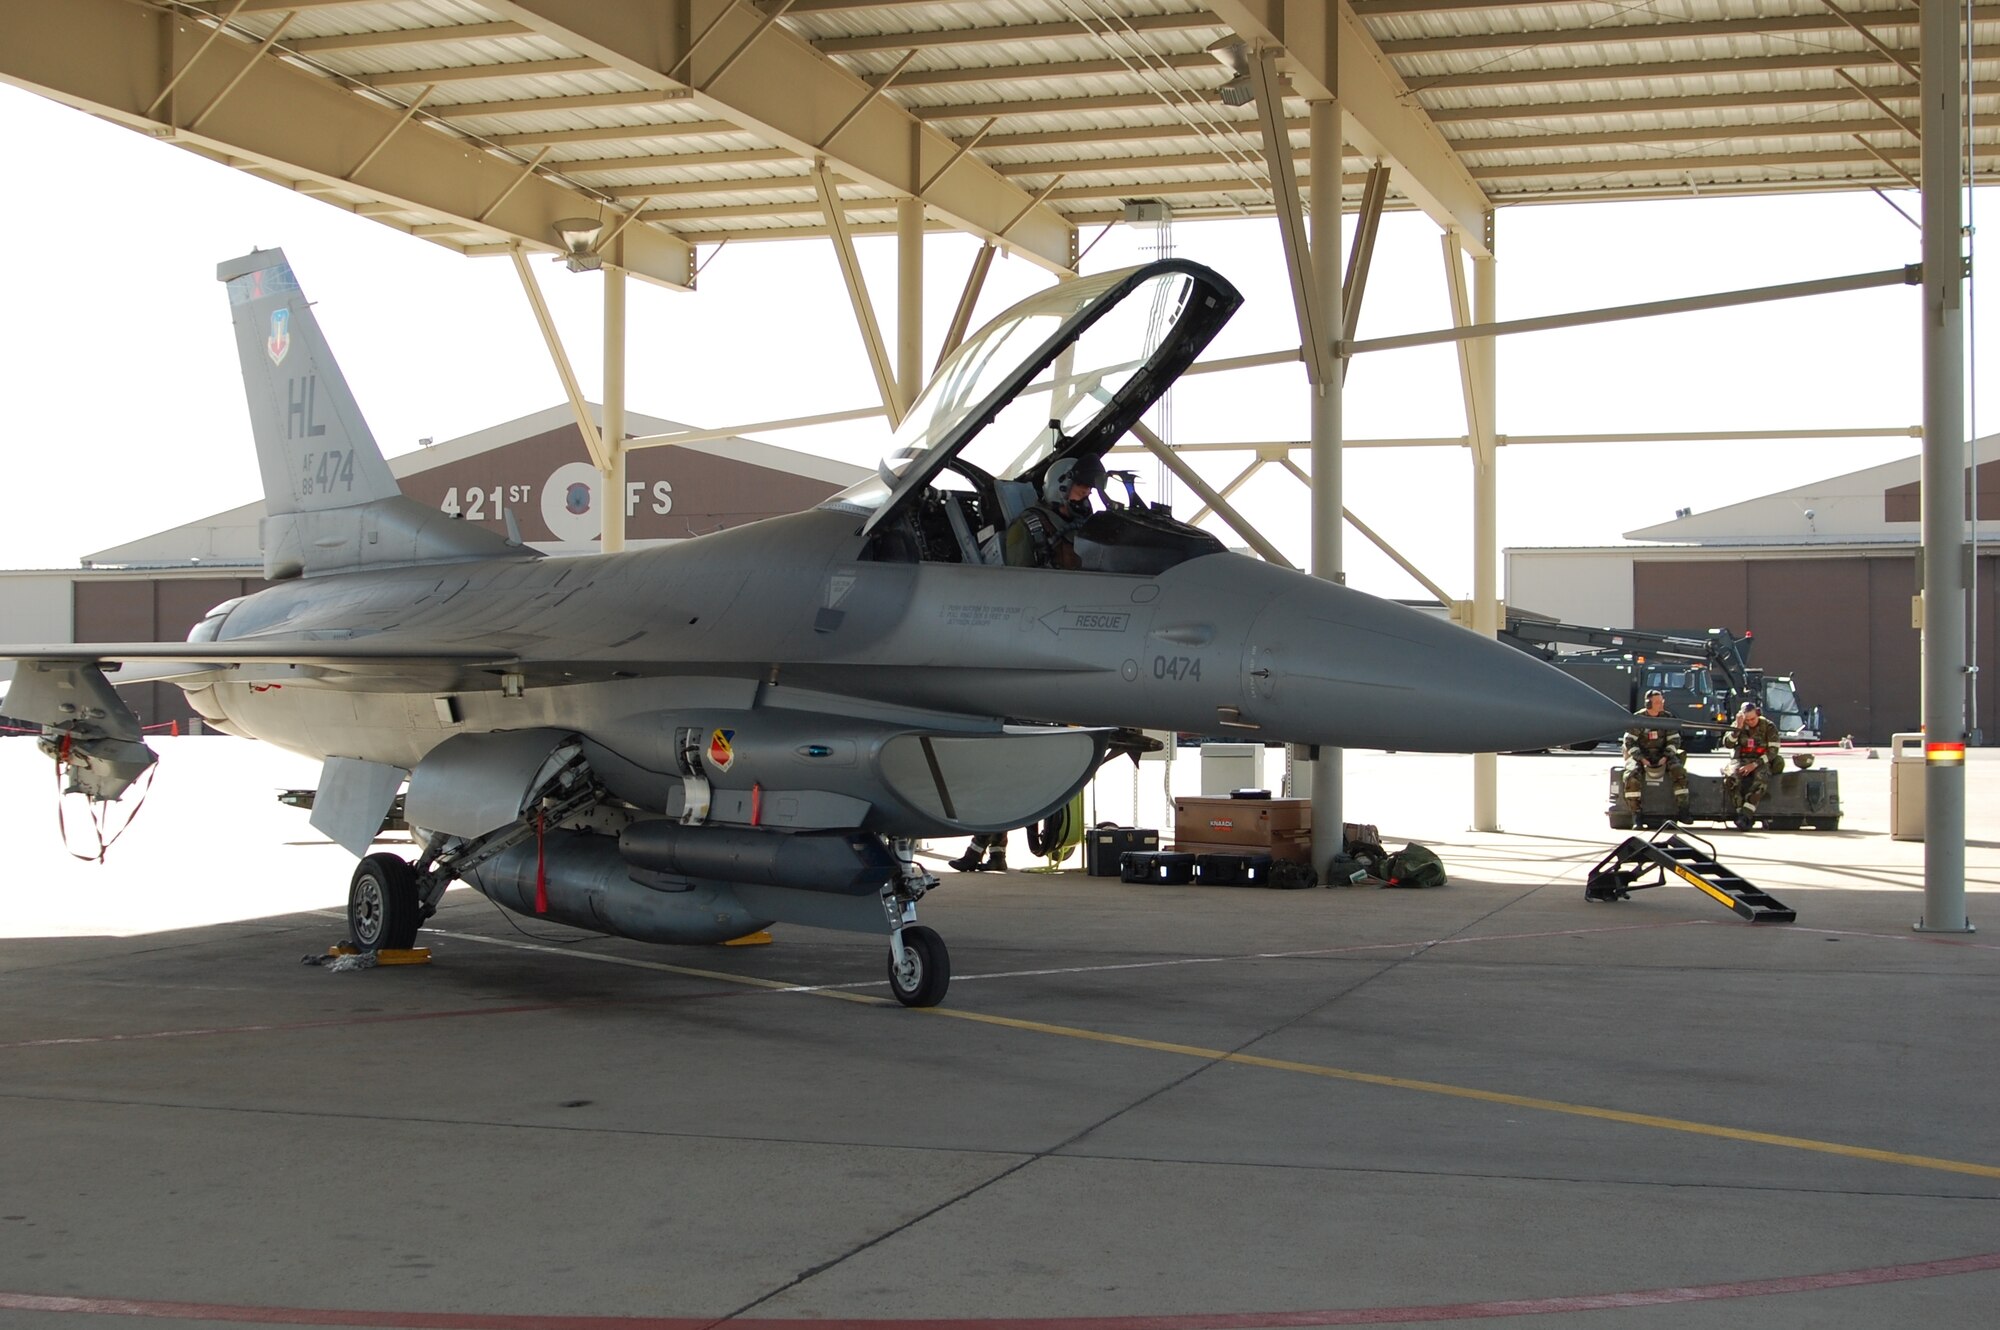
0,642 -> 519,688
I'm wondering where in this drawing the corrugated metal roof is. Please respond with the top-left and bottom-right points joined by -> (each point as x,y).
23,1 -> 1997,263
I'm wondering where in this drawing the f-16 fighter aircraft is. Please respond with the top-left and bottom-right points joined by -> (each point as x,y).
1,252 -> 1625,1006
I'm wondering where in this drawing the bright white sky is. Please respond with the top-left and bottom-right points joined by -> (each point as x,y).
2,80 -> 1991,602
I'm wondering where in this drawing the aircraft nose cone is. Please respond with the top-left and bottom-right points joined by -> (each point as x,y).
1246,580 -> 1630,753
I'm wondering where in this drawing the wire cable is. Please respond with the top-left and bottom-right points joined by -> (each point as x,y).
1966,0 -> 1984,738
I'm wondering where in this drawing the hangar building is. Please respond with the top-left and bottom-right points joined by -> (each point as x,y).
0,405 -> 866,731
1508,437 -> 1999,744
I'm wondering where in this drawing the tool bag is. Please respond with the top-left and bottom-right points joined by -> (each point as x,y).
1382,843 -> 1448,888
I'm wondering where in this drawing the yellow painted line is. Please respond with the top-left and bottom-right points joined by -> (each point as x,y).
914,1005 -> 2000,1182
424,918 -> 2000,1183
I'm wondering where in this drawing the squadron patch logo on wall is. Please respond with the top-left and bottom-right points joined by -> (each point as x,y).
266,308 -> 291,366
707,729 -> 736,772
541,460 -> 600,543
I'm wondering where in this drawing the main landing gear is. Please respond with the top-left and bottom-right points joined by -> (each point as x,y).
347,853 -> 428,951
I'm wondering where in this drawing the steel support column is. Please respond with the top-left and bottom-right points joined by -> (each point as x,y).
1309,97 -> 1344,878
938,242 -> 995,370
602,263 -> 627,554
1917,0 -> 1972,931
1471,248 -> 1500,831
1443,229 -> 1500,828
1251,48 -> 1330,385
897,196 -> 923,409
1128,421 -> 1294,568
814,165 -> 906,427
510,245 -> 609,476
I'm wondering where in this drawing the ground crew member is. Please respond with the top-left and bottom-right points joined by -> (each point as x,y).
1622,689 -> 1689,817
949,832 -> 1007,873
1006,455 -> 1105,569
1720,700 -> 1783,827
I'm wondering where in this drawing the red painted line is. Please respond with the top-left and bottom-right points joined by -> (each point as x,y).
4,1249 -> 1999,1327
0,1003 -> 567,1051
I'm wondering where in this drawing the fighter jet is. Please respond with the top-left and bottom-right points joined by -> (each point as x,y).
1,251 -> 1625,1006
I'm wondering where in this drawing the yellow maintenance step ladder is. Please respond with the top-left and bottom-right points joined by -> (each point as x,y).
1585,827 -> 1796,923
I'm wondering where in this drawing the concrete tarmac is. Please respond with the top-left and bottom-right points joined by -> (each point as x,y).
2,737 -> 1997,1328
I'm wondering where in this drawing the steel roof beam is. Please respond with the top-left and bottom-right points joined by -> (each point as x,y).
1456,119 -> 1921,153
287,22 -> 534,54
358,58 -> 609,87
599,174 -> 824,199
431,90 -> 686,118
1416,46 -> 1994,92
994,145 -> 1329,177
1468,145 -> 2000,179
668,219 -> 956,244
565,147 -> 802,173
187,0 -> 379,12
813,12 -> 1227,56
1352,0 -> 1614,13
487,120 -> 747,146
870,53 -> 1222,89
1425,84 -> 2000,122
969,118 -> 1286,150
485,1 -> 1075,271
912,93 -> 1172,120
1210,0 -> 1494,256
783,0 -> 1001,11
1345,265 -> 1921,356
0,0 -> 697,289
1377,9 -> 1991,56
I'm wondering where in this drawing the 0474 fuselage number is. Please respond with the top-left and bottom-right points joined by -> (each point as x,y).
1154,655 -> 1202,682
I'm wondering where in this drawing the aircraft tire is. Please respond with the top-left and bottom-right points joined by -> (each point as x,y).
349,853 -> 423,952
887,925 -> 950,1008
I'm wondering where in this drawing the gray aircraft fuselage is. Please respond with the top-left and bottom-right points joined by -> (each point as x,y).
193,503 -> 1619,830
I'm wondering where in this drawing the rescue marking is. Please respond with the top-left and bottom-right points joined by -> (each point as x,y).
1039,606 -> 1131,635
6,1249 -> 2000,1325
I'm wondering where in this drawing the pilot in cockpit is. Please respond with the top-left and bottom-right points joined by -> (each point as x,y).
1004,455 -> 1106,569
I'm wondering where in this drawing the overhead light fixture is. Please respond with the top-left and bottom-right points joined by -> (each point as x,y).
1208,37 -> 1255,107
552,217 -> 604,273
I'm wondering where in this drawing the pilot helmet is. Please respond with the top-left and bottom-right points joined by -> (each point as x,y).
1043,454 -> 1107,504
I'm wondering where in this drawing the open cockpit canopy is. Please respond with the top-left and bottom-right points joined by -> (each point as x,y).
826,260 -> 1241,533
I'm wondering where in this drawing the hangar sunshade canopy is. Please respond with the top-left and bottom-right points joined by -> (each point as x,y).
5,0 -> 1993,280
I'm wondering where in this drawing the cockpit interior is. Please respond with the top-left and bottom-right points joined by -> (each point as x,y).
822,259 -> 1244,578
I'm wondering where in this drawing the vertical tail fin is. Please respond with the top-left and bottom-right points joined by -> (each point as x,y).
217,249 -> 530,578
219,248 -> 401,515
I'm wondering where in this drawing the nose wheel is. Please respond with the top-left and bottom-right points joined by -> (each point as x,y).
887,925 -> 950,1008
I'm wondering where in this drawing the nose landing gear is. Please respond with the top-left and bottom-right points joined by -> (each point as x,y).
882,839 -> 950,1007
